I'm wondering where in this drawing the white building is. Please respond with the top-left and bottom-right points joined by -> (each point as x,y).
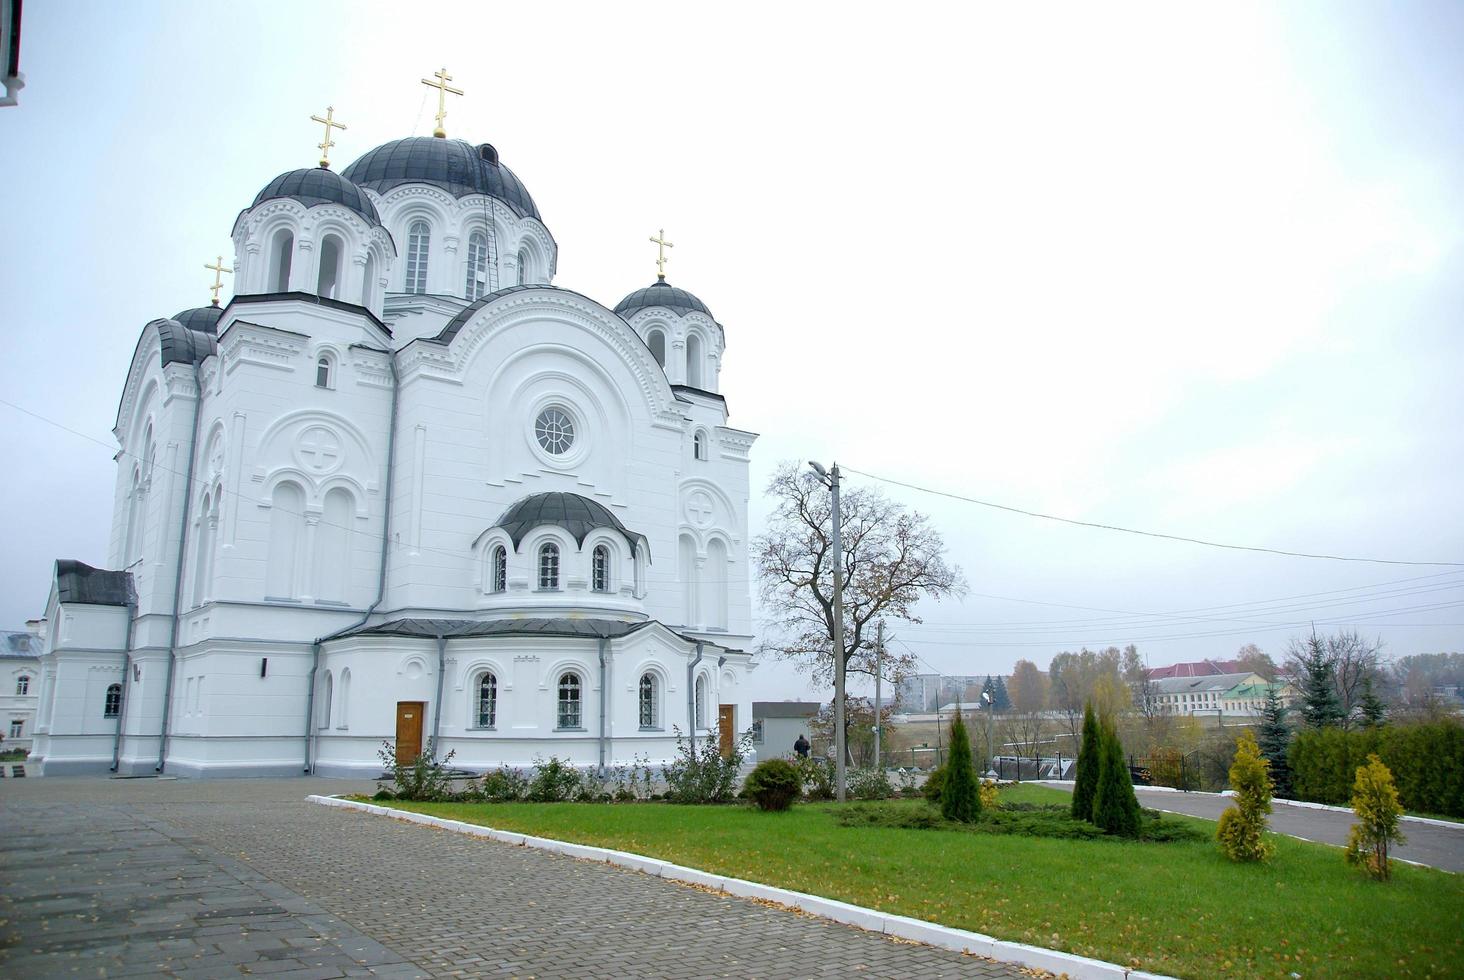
1149,672 -> 1294,718
28,124 -> 759,778
1,626 -> 42,752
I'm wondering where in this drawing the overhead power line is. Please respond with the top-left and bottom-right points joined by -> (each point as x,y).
843,465 -> 1464,568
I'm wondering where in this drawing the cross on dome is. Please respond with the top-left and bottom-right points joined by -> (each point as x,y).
420,67 -> 464,139
649,228 -> 674,281
204,255 -> 233,307
310,105 -> 347,169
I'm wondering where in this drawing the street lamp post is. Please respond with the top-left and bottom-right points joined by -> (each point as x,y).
982,689 -> 994,777
808,460 -> 846,803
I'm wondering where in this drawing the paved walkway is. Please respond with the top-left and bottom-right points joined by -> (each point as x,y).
1,778 -> 1027,979
1037,781 -> 1464,873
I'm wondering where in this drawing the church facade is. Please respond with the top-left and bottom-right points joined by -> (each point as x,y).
27,119 -> 759,778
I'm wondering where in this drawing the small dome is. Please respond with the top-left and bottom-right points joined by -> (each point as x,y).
171,305 -> 224,334
493,492 -> 647,556
613,280 -> 714,321
341,137 -> 541,221
252,167 -> 381,225
154,314 -> 218,367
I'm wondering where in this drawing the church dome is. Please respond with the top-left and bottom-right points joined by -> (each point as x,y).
341,137 -> 541,221
614,280 -> 714,321
494,492 -> 647,555
155,313 -> 218,367
252,167 -> 381,224
171,305 -> 224,334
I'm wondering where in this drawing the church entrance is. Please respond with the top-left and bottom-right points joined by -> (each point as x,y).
718,704 -> 735,757
395,702 -> 426,764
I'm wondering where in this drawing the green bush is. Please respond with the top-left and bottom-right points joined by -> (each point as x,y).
848,767 -> 896,800
1217,732 -> 1275,862
376,739 -> 458,802
832,801 -> 1208,842
742,758 -> 802,811
662,726 -> 750,804
1289,721 -> 1463,816
921,764 -> 946,803
473,766 -> 528,802
941,712 -> 981,823
527,755 -> 583,802
798,754 -> 835,800
1071,702 -> 1101,820
1091,722 -> 1141,837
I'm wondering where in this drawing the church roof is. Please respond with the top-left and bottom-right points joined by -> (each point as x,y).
323,617 -> 738,651
252,167 -> 382,224
492,492 -> 648,556
171,306 -> 223,334
341,137 -> 541,221
613,280 -> 715,321
54,560 -> 132,607
155,315 -> 219,367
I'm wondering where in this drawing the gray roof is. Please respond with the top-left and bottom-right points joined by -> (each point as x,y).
324,617 -> 719,649
341,138 -> 540,220
752,701 -> 821,719
155,314 -> 219,367
614,280 -> 715,322
54,560 -> 133,607
1,632 -> 40,660
493,492 -> 647,556
252,167 -> 382,224
1151,672 -> 1259,696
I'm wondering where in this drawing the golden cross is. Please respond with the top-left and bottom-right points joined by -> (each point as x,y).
310,105 -> 347,169
421,67 -> 464,139
204,255 -> 233,306
649,228 -> 674,280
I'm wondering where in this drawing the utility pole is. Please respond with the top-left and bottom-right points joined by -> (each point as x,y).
808,460 -> 847,802
873,620 -> 884,772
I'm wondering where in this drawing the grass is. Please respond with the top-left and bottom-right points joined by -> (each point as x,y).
379,785 -> 1464,979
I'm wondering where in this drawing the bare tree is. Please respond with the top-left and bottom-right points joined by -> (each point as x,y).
754,461 -> 966,686
1283,629 -> 1386,729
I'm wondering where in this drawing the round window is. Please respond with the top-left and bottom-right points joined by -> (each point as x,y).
534,407 -> 575,455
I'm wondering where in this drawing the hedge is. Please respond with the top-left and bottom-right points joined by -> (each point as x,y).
1288,721 -> 1464,817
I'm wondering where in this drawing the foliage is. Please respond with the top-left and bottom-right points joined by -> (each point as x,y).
1049,647 -> 1128,742
1345,754 -> 1406,880
979,777 -> 999,811
835,800 -> 1207,843
607,754 -> 657,802
810,697 -> 897,769
1286,629 -> 1384,729
662,725 -> 750,804
742,758 -> 802,811
1071,702 -> 1101,822
1234,643 -> 1279,681
1091,721 -> 1141,837
847,766 -> 896,800
375,739 -> 459,802
1217,732 -> 1275,862
1293,632 -> 1345,728
981,674 -> 1011,712
753,461 -> 966,687
1392,651 -> 1464,712
797,753 -> 835,800
896,768 -> 921,798
1256,687 -> 1293,798
1145,747 -> 1198,792
1288,720 -> 1464,816
1358,677 -> 1387,727
921,763 -> 946,803
940,711 -> 980,823
476,765 -> 529,802
527,755 -> 584,802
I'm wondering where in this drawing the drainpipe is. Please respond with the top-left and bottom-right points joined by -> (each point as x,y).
109,583 -> 139,772
687,641 -> 704,755
157,361 -> 205,773
304,349 -> 398,773
598,636 -> 610,775
431,633 -> 447,760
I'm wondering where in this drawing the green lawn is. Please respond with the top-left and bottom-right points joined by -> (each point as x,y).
381,786 -> 1464,979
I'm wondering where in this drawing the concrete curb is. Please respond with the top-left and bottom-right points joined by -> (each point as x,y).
309,795 -> 1172,980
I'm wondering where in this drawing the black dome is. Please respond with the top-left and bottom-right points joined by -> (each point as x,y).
154,315 -> 218,367
613,280 -> 714,321
171,306 -> 224,334
493,492 -> 647,556
252,168 -> 381,224
341,137 -> 541,221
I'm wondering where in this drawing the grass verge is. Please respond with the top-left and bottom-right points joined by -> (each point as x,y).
378,785 -> 1463,978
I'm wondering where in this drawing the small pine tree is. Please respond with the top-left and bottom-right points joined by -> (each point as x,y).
1091,720 -> 1141,837
941,710 -> 981,823
1297,632 -> 1344,728
1070,701 -> 1101,822
1217,732 -> 1275,862
1256,687 -> 1293,798
1345,754 -> 1406,880
1358,677 -> 1387,728
993,675 -> 1011,712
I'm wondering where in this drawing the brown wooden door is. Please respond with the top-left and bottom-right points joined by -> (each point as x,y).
718,704 -> 735,757
395,701 -> 425,764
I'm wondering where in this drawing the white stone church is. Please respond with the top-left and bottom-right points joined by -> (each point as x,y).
27,108 -> 759,778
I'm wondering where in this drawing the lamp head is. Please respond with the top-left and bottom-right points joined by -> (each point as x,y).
808,460 -> 828,479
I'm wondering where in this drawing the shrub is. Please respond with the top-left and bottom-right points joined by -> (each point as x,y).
1071,702 -> 1101,821
921,764 -> 946,803
662,725 -> 750,804
798,754 -> 835,800
743,759 -> 801,811
527,755 -> 583,802
979,777 -> 999,811
896,768 -> 921,798
1091,721 -> 1141,837
941,711 -> 981,823
848,767 -> 896,800
1217,732 -> 1275,862
1289,720 -> 1463,816
1345,754 -> 1406,881
477,766 -> 529,802
376,739 -> 458,802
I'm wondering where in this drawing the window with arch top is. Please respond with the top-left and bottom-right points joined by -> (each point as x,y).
315,354 -> 333,389
538,543 -> 560,590
639,673 -> 658,729
686,333 -> 704,388
694,674 -> 707,729
270,229 -> 294,292
693,430 -> 708,461
406,220 -> 430,294
316,234 -> 343,299
648,329 -> 666,368
466,231 -> 489,301
557,672 -> 582,729
517,248 -> 529,285
490,545 -> 507,593
104,683 -> 122,719
16,675 -> 30,696
476,672 -> 497,728
592,545 -> 610,593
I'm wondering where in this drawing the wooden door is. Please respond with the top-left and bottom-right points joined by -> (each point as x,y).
395,701 -> 425,764
718,704 -> 735,757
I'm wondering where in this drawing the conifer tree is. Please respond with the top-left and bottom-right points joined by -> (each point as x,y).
1345,754 -> 1406,880
1070,701 -> 1101,822
993,675 -> 1011,712
1256,687 -> 1293,799
941,709 -> 981,823
1091,719 -> 1141,837
1217,732 -> 1275,862
1296,632 -> 1345,728
1358,677 -> 1387,728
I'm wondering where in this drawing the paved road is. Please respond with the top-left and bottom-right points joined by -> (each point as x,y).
1,778 -> 1026,979
1037,781 -> 1464,873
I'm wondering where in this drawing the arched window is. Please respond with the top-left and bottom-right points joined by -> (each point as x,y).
16,675 -> 30,696
337,668 -> 351,729
686,333 -> 704,388
517,248 -> 529,286
361,253 -> 375,308
538,543 -> 560,590
124,468 -> 143,563
406,220 -> 430,294
678,533 -> 698,627
191,491 -> 214,608
694,675 -> 707,730
315,488 -> 353,602
315,354 -> 333,389
557,672 -> 582,729
592,545 -> 610,593
648,329 -> 666,368
705,538 -> 729,630
316,234 -> 343,298
319,671 -> 333,729
693,430 -> 708,461
270,229 -> 294,292
476,672 -> 497,727
490,545 -> 507,593
104,683 -> 122,719
465,231 -> 489,300
639,673 -> 658,729
266,481 -> 305,599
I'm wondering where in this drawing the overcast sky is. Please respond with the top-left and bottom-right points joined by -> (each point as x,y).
2,2 -> 1460,700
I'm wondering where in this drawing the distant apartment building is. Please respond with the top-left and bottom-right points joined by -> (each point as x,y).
894,674 -> 987,713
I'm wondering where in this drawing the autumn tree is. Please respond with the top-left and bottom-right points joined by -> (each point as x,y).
754,462 -> 966,687
1285,629 -> 1385,729
1345,754 -> 1406,881
1217,732 -> 1275,862
1050,647 -> 1127,743
1235,643 -> 1279,681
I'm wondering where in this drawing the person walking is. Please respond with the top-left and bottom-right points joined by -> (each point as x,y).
794,733 -> 810,759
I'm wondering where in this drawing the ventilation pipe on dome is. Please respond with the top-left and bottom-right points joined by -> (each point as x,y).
597,636 -> 610,776
687,641 -> 704,756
